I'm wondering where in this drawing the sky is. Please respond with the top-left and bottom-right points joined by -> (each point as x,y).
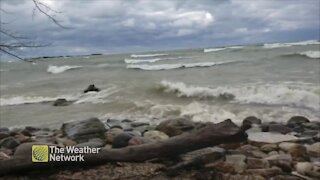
1,0 -> 319,58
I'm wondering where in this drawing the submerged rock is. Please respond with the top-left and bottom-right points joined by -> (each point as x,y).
84,84 -> 100,93
53,98 -> 70,106
242,116 -> 262,126
156,117 -> 196,137
262,124 -> 292,134
287,116 -> 310,127
61,117 -> 107,143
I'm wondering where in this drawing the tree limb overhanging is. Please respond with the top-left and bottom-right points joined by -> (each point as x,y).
0,119 -> 249,175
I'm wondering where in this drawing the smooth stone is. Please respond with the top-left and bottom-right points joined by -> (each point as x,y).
106,119 -> 122,129
55,137 -> 77,147
131,121 -> 150,128
128,137 -> 154,146
14,134 -> 33,143
14,142 -> 56,159
278,142 -> 307,160
237,144 -> 260,152
84,84 -> 100,93
295,162 -> 313,176
105,128 -> 124,143
287,116 -> 310,127
245,167 -> 282,178
112,133 -> 134,148
182,147 -> 225,162
143,130 -> 169,141
261,144 -> 278,153
269,159 -> 292,173
61,117 -> 107,143
53,98 -> 70,106
248,132 -> 298,144
0,137 -> 20,149
242,116 -> 262,126
225,154 -> 247,173
0,127 -> 9,133
250,150 -> 268,158
246,157 -> 269,169
156,117 -> 196,137
306,142 -> 320,157
264,154 -> 292,162
0,152 -> 11,160
0,132 -> 10,140
76,141 -> 104,148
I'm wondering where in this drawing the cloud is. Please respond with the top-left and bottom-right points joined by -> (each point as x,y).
0,0 -> 319,58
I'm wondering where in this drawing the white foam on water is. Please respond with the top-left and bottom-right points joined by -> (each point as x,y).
124,56 -> 187,64
74,86 -> 118,104
264,40 -> 320,48
298,51 -> 320,59
158,80 -> 320,110
127,61 -> 237,70
47,65 -> 82,74
130,53 -> 168,58
204,46 -> 243,53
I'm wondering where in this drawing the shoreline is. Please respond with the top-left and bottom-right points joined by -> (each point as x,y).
0,115 -> 319,179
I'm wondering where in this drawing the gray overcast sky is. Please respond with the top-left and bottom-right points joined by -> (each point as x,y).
1,0 -> 319,58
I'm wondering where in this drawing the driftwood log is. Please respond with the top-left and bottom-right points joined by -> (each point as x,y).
0,119 -> 249,175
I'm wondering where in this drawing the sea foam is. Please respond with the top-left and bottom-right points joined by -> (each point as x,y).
124,56 -> 187,64
47,65 -> 82,74
130,53 -> 168,58
204,46 -> 243,53
263,40 -> 320,48
298,51 -> 320,59
158,80 -> 320,110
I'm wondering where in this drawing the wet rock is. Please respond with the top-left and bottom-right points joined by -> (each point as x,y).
225,154 -> 247,173
245,167 -> 282,178
0,132 -> 10,140
287,116 -> 310,127
306,142 -> 320,157
303,122 -> 320,130
14,142 -> 56,159
0,137 -> 20,149
53,98 -> 70,106
246,157 -> 269,169
105,128 -> 124,143
14,133 -> 33,143
76,141 -> 104,148
264,154 -> 292,162
183,147 -> 225,162
261,144 -> 278,153
131,121 -> 150,128
0,127 -> 9,133
112,133 -> 134,148
278,142 -> 307,160
84,84 -> 100,93
56,137 -> 77,147
301,130 -> 319,137
264,124 -> 292,134
121,119 -> 133,123
61,117 -> 107,143
143,130 -> 169,141
242,116 -> 262,126
156,117 -> 196,137
128,137 -> 154,146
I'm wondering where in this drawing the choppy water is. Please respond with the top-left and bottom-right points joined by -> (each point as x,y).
0,40 -> 319,128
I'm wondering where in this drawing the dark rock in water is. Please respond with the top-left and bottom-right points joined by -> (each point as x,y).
262,124 -> 292,134
121,119 -> 133,123
112,133 -> 134,148
61,117 -> 107,143
25,126 -> 41,132
53,98 -> 70,106
84,84 -> 100,93
156,117 -> 196,137
0,127 -> 9,133
300,130 -> 319,137
0,132 -> 10,140
0,137 -> 20,149
218,93 -> 235,100
287,116 -> 310,127
242,116 -> 262,126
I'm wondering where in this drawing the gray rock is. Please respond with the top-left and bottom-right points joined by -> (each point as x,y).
84,84 -> 100,93
306,142 -> 320,157
143,130 -> 169,141
156,117 -> 196,137
0,137 -> 20,149
225,154 -> 247,173
75,141 -> 104,148
295,162 -> 313,176
248,132 -> 298,144
264,154 -> 292,161
128,136 -> 154,146
242,116 -> 262,126
61,117 -> 107,143
14,142 -> 56,159
260,144 -> 278,153
0,127 -> 9,133
0,132 -> 10,140
53,98 -> 70,106
245,167 -> 282,178
131,121 -> 150,128
246,157 -> 269,169
182,147 -> 225,161
105,128 -> 124,143
287,116 -> 310,127
112,133 -> 134,148
303,122 -> 320,130
265,124 -> 292,134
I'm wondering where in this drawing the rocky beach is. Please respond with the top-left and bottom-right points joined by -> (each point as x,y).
0,115 -> 319,179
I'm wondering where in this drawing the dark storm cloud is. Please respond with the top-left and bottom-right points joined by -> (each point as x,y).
0,0 -> 319,58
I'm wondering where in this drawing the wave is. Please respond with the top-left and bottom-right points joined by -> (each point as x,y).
47,65 -> 82,74
263,40 -> 320,48
0,86 -> 118,106
130,53 -> 168,58
298,51 -> 320,59
127,61 -> 238,70
203,46 -> 243,53
158,80 -> 320,110
124,56 -> 188,64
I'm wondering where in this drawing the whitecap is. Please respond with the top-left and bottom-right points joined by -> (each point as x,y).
47,65 -> 82,74
130,53 -> 168,58
158,80 -> 320,110
264,40 -> 320,48
124,56 -> 189,64
203,46 -> 243,53
298,51 -> 320,59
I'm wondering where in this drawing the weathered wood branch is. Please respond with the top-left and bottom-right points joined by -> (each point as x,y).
0,119 -> 249,175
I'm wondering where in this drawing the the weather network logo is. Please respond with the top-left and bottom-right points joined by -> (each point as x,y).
32,145 -> 49,162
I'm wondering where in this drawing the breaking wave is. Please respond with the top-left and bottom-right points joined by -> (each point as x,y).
47,65 -> 82,74
263,40 -> 320,48
158,80 -> 320,110
0,86 -> 118,106
298,51 -> 320,59
203,46 -> 243,53
130,53 -> 168,58
127,61 -> 238,70
124,56 -> 188,64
